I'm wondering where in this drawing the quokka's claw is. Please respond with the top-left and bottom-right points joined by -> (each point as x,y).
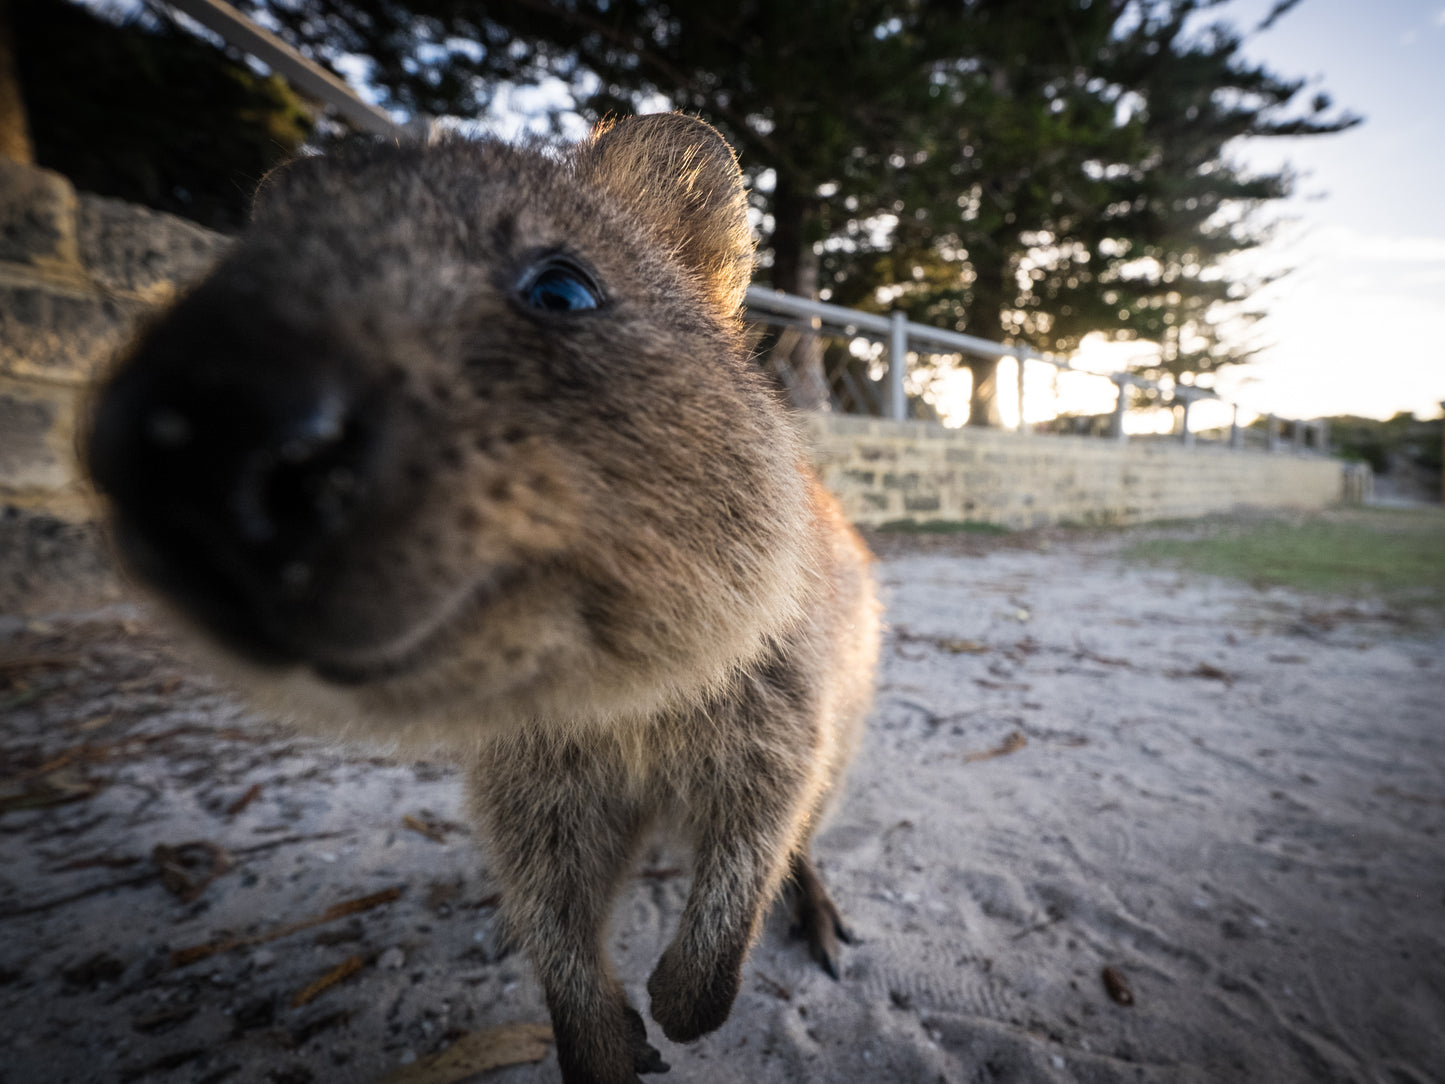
625,1006 -> 670,1075
813,939 -> 842,981
790,854 -> 854,980
635,1045 -> 670,1075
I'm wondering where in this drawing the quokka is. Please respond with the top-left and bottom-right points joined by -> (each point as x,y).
86,112 -> 880,1084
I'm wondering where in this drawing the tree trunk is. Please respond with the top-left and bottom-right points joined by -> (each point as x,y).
769,175 -> 829,412
0,0 -> 33,164
964,264 -> 1007,428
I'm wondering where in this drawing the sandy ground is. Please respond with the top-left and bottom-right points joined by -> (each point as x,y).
2,527 -> 1443,1084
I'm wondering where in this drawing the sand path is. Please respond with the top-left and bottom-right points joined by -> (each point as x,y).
2,532 -> 1442,1083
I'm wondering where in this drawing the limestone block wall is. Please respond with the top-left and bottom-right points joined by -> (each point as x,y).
0,159 -> 230,517
802,415 -> 1360,528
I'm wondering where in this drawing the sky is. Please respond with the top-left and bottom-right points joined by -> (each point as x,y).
1201,0 -> 1445,422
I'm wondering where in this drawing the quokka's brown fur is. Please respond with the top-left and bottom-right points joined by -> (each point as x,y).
85,113 -> 880,1084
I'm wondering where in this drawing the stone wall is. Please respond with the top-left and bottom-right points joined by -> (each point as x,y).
802,414 -> 1363,528
0,158 -> 230,517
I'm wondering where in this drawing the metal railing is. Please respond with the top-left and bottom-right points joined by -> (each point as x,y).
166,0 -> 409,140
745,286 -> 1329,452
158,0 -> 1328,455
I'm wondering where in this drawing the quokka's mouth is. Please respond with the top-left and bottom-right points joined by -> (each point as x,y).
303,568 -> 518,687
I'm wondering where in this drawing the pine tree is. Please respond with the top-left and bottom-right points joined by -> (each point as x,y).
821,0 -> 1357,422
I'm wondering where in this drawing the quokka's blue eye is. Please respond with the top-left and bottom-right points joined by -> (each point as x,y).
521,261 -> 603,312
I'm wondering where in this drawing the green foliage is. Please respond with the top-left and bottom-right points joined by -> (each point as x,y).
1083,2 -> 1354,385
14,0 -> 311,230
1126,510 -> 1445,613
1325,413 -> 1443,475
830,1 -> 1358,408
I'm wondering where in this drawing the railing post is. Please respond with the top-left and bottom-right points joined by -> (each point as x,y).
1016,356 -> 1027,432
1316,419 -> 1330,454
1292,419 -> 1305,453
1179,396 -> 1195,447
1110,376 -> 1129,441
1267,414 -> 1281,452
889,310 -> 908,422
1229,403 -> 1242,449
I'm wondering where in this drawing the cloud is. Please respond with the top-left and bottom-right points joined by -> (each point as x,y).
1300,226 -> 1445,265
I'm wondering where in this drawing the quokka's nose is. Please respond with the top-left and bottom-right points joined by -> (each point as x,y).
89,351 -> 379,580
86,290 -> 387,650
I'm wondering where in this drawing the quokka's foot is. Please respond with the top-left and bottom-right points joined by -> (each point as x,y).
624,1006 -> 670,1075
647,943 -> 745,1043
555,1003 -> 668,1084
789,853 -> 856,980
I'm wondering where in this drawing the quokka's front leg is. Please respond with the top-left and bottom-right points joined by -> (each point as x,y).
646,752 -> 811,1043
468,741 -> 666,1084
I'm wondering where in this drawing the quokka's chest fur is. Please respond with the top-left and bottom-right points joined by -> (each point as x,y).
87,112 -> 879,1084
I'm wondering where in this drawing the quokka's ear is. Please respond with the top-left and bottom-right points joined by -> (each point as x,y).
250,151 -> 333,223
583,113 -> 755,316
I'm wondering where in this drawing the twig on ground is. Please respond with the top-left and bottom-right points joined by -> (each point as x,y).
403,813 -> 448,844
170,886 -> 404,967
290,954 -> 366,1008
376,1022 -> 554,1084
1166,662 -> 1234,685
962,731 -> 1027,763
225,783 -> 263,816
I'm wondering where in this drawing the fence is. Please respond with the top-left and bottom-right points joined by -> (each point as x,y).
744,287 -> 1329,452
131,0 -> 1331,455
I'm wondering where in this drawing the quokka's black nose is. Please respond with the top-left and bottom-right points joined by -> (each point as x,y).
86,288 -> 386,654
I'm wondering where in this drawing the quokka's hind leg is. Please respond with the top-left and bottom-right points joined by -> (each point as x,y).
788,851 -> 855,980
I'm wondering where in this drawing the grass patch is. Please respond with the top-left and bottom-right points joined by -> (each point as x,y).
1125,508 -> 1445,608
876,518 -> 1013,535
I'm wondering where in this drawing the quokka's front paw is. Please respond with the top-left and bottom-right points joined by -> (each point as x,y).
555,1003 -> 669,1084
646,945 -> 743,1043
624,1005 -> 670,1075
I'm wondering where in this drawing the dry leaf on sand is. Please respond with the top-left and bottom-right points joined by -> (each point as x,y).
963,730 -> 1027,763
378,1022 -> 554,1083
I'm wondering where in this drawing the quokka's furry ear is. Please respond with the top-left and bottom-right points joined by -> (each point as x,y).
250,152 -> 330,222
584,113 -> 755,316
